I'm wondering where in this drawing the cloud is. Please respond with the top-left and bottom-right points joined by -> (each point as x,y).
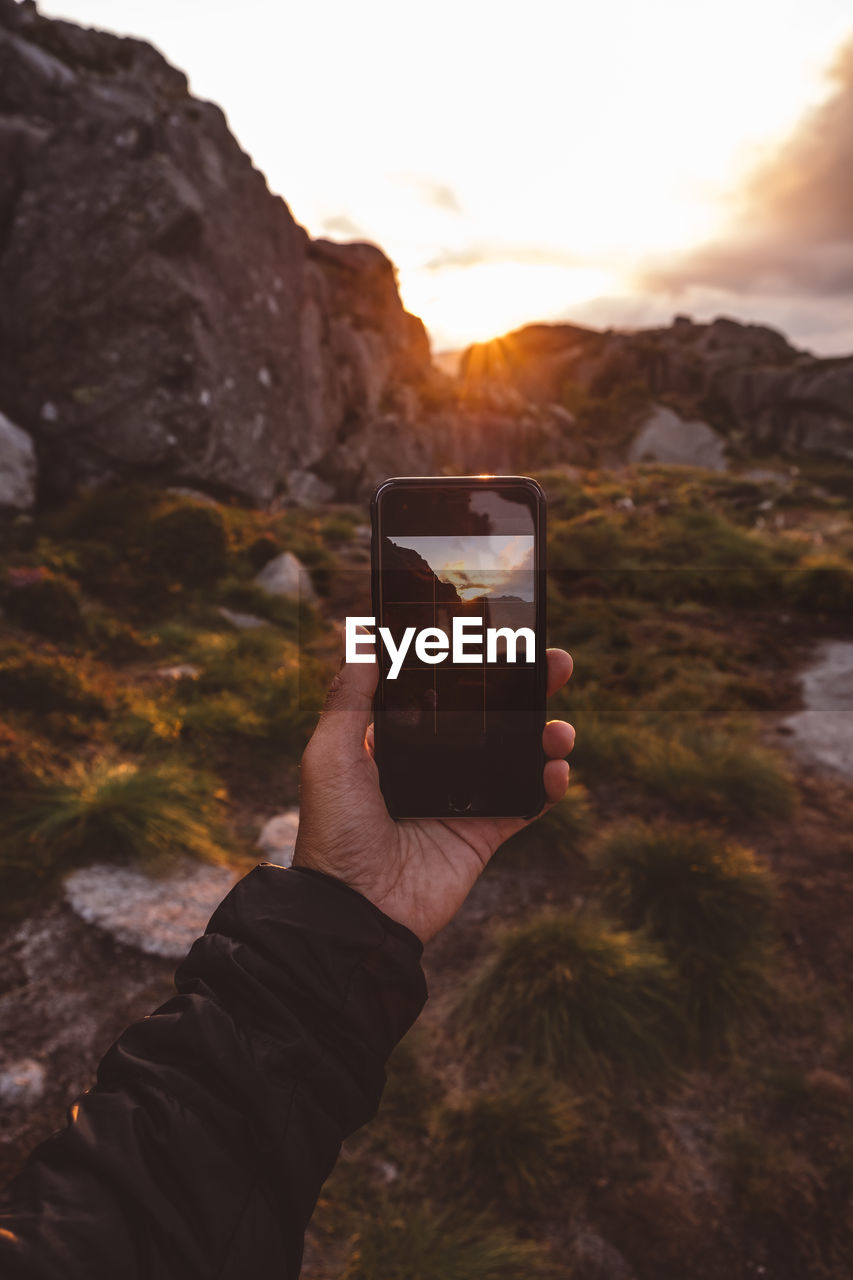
321,213 -> 367,238
425,243 -> 585,271
393,175 -> 462,213
644,38 -> 853,296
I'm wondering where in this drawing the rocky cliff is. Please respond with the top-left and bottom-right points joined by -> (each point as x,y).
460,315 -> 853,463
0,0 -> 434,504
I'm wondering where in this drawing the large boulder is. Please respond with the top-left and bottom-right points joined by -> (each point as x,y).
0,0 -> 434,503
628,405 -> 727,470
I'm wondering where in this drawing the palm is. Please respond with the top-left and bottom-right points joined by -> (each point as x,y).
293,649 -> 573,944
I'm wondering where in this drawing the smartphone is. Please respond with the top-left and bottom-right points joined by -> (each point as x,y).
370,475 -> 547,819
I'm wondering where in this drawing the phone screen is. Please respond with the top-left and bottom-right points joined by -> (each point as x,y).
372,477 -> 546,818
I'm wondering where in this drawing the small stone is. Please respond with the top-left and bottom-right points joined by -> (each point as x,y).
41,401 -> 58,422
0,1059 -> 46,1108
0,412 -> 37,511
217,605 -> 268,630
257,810 -> 300,867
154,663 -> 200,681
253,551 -> 317,603
257,367 -> 272,388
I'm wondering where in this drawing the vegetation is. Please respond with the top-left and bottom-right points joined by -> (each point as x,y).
595,822 -> 776,1043
433,1077 -> 582,1213
9,757 -> 229,870
453,913 -> 683,1077
341,1204 -> 557,1280
2,465 -> 852,1277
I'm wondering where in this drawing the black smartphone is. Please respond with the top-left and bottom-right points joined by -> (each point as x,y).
370,475 -> 547,819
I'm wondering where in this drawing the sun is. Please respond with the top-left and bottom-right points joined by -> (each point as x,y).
399,261 -> 618,350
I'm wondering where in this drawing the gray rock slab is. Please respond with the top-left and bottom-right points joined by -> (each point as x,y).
629,404 -> 728,471
64,859 -> 238,959
783,641 -> 853,778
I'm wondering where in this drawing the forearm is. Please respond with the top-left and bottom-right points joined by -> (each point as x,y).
0,865 -> 427,1279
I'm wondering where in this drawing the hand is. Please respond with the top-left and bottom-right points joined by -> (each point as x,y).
293,642 -> 575,943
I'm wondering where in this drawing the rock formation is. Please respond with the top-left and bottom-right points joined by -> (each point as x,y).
2,2 -> 852,504
0,0 -> 433,504
460,315 -> 853,464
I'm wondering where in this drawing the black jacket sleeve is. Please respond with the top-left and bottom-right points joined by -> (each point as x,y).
0,863 -> 428,1279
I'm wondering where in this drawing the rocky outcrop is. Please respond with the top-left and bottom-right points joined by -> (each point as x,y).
0,0 -> 433,504
460,315 -> 853,463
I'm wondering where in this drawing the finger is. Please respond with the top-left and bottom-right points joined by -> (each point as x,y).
543,720 -> 575,758
544,757 -> 570,804
311,627 -> 378,761
546,648 -> 573,697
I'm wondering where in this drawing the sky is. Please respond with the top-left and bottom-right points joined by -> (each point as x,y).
390,535 -> 534,599
40,1 -> 853,354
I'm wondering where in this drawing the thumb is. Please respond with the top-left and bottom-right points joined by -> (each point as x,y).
311,630 -> 379,762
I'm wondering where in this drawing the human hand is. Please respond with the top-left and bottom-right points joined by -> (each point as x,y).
293,644 -> 574,943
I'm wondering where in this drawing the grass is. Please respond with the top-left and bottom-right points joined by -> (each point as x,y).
453,912 -> 683,1078
433,1077 -> 582,1213
786,554 -> 853,616
719,1121 -> 821,1230
0,650 -> 111,718
595,822 -> 776,1043
637,733 -> 797,822
496,785 -> 592,864
341,1203 -> 557,1280
7,757 -> 228,871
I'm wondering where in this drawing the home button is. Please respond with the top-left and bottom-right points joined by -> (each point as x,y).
448,792 -> 473,815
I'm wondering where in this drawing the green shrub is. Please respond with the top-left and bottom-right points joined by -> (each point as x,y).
342,1204 -> 557,1280
3,570 -> 86,639
10,757 -> 228,869
637,733 -> 796,821
58,484 -> 161,542
564,712 -> 642,780
0,651 -> 110,717
143,504 -> 229,587
321,513 -> 359,544
246,533 -> 282,570
454,913 -> 682,1078
596,822 -> 776,1042
0,720 -> 50,794
180,692 -> 267,742
434,1077 -> 582,1213
787,555 -> 853,617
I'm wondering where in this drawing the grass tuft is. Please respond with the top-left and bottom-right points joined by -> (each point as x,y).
453,912 -> 683,1078
8,757 -> 228,870
433,1077 -> 582,1213
342,1203 -> 557,1280
595,822 -> 776,1043
637,733 -> 796,821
